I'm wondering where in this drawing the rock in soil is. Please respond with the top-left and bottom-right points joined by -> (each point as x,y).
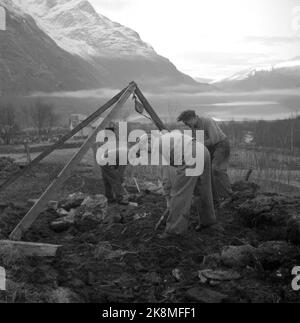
286,216 -> 300,245
221,245 -> 257,268
2,175 -> 300,303
186,287 -> 228,303
198,269 -> 241,282
50,287 -> 82,303
236,194 -> 300,230
50,214 -> 75,233
232,181 -> 259,195
58,192 -> 86,211
80,195 -> 108,221
56,208 -> 70,217
256,241 -> 299,270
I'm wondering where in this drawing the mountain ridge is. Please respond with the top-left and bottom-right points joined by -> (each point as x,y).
0,0 -> 207,95
213,57 -> 300,91
10,0 -> 203,92
0,0 -> 114,95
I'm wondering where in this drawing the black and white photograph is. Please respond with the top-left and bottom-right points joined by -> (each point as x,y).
0,0 -> 300,307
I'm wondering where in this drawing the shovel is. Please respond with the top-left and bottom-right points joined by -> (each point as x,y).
133,177 -> 141,193
155,209 -> 170,231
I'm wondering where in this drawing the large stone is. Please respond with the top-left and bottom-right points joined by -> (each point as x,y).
238,196 -> 290,228
56,208 -> 70,217
232,181 -> 259,194
50,214 -> 75,233
186,287 -> 228,303
221,245 -> 257,268
50,287 -> 82,303
198,269 -> 241,282
239,196 -> 273,216
256,241 -> 298,270
58,192 -> 86,211
81,195 -> 108,222
222,241 -> 300,271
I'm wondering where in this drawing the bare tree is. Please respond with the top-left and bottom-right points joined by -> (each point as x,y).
0,104 -> 19,145
30,100 -> 57,136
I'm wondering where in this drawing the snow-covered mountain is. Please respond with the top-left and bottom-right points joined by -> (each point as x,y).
213,58 -> 300,91
15,0 -> 156,59
0,0 -> 113,94
0,0 -> 202,94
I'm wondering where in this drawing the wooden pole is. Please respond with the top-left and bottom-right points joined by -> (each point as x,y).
9,83 -> 136,241
245,168 -> 253,182
0,240 -> 61,257
24,142 -> 31,164
0,86 -> 128,192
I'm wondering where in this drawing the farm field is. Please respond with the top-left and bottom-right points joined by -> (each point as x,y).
0,142 -> 299,303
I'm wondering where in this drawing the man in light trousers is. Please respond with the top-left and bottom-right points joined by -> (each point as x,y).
177,111 -> 232,203
140,131 -> 216,238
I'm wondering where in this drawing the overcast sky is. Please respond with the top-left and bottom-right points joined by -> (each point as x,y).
90,0 -> 300,80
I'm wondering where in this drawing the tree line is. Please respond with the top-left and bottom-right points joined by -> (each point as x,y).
0,100 -> 58,145
0,99 -> 299,152
221,117 -> 300,151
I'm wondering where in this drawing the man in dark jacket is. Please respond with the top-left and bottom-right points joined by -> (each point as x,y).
177,110 -> 232,202
96,127 -> 128,204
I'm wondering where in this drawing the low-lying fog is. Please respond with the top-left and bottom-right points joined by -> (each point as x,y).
6,87 -> 300,124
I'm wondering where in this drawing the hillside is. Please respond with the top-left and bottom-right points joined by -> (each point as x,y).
0,0 -> 207,94
0,0 -> 113,94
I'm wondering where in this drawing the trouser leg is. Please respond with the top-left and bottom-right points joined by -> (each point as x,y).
195,148 -> 217,226
211,139 -> 232,200
118,165 -> 126,185
165,166 -> 199,235
101,166 -> 115,201
114,165 -> 127,201
101,165 -> 126,201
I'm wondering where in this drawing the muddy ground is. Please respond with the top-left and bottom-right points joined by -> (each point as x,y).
0,162 -> 300,303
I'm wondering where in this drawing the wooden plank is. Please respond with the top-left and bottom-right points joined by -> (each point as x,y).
134,84 -> 168,131
245,168 -> 253,182
9,83 -> 136,241
24,142 -> 31,163
0,240 -> 61,257
0,86 -> 128,193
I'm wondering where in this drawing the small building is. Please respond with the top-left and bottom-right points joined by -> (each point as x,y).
69,114 -> 104,139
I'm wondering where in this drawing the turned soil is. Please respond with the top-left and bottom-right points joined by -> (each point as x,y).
0,162 -> 300,303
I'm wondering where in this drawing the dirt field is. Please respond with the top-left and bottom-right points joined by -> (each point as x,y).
0,159 -> 300,303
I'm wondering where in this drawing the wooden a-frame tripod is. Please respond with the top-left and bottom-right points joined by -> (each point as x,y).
0,82 -> 167,248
